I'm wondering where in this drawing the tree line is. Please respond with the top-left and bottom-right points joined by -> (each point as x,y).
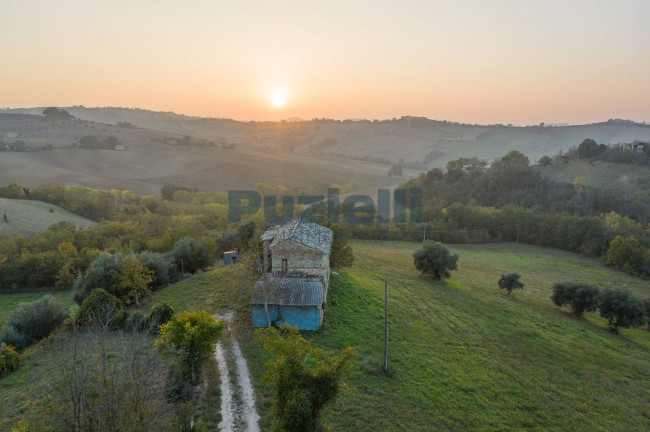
406,150 -> 649,277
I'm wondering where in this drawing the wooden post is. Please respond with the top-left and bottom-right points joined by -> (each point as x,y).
384,282 -> 388,374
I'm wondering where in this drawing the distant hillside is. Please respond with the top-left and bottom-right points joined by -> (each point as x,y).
0,110 -> 415,195
0,199 -> 96,236
0,112 -> 180,149
3,107 -> 650,196
7,108 -> 650,169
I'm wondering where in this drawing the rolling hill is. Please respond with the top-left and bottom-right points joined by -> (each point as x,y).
0,199 -> 96,236
7,107 -> 650,168
3,108 -> 650,198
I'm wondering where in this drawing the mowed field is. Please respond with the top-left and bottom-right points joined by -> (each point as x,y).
1,242 -> 649,431
0,199 -> 96,236
0,144 -> 415,196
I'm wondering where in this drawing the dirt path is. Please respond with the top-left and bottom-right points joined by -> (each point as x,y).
215,313 -> 260,432
231,337 -> 260,432
214,342 -> 235,431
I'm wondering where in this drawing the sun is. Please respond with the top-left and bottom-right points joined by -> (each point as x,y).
269,88 -> 287,107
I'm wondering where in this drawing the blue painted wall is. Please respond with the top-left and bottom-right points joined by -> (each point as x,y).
252,305 -> 322,330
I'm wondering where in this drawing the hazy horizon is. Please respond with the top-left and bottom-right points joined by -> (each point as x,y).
2,0 -> 649,125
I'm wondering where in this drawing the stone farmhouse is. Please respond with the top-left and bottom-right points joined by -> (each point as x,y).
250,218 -> 333,330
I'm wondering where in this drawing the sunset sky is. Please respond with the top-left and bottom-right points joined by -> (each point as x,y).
1,0 -> 649,124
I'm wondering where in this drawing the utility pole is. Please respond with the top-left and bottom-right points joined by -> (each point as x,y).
384,281 -> 389,374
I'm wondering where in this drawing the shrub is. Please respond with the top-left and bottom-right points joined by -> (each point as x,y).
75,288 -> 126,329
253,325 -> 357,432
551,282 -> 600,317
125,310 -> 147,332
598,288 -> 647,333
0,343 -> 20,378
0,326 -> 27,350
156,311 -> 223,384
413,241 -> 458,280
498,272 -> 524,296
0,296 -> 69,349
147,303 -> 175,334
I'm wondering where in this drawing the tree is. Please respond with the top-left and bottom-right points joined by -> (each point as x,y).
160,184 -> 198,201
495,150 -> 529,169
138,251 -> 177,288
498,272 -> 524,296
388,165 -> 403,177
598,288 -> 647,333
413,241 -> 458,280
253,325 -> 356,432
578,138 -> 599,159
43,107 -> 74,120
155,310 -> 223,384
538,155 -> 552,166
171,236 -> 212,274
606,235 -> 644,273
551,282 -> 600,317
328,223 -> 354,269
110,258 -> 155,306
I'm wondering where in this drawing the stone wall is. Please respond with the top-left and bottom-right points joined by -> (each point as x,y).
270,239 -> 330,285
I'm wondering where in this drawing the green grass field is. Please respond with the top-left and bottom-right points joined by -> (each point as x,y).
2,242 -> 649,430
0,199 -> 96,236
304,242 -> 650,431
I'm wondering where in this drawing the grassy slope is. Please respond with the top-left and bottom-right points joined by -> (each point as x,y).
0,199 -> 96,236
134,243 -> 650,430
244,242 -> 650,431
2,243 -> 649,430
308,243 -> 650,431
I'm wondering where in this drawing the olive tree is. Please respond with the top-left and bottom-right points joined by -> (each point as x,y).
413,241 -> 458,280
498,272 -> 524,296
551,282 -> 600,317
598,288 -> 647,333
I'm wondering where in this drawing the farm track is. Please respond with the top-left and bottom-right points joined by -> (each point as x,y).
215,313 -> 260,432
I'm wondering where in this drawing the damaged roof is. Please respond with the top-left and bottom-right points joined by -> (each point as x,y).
250,277 -> 324,307
261,217 -> 333,255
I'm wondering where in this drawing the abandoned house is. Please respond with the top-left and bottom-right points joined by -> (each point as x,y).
250,217 -> 333,330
